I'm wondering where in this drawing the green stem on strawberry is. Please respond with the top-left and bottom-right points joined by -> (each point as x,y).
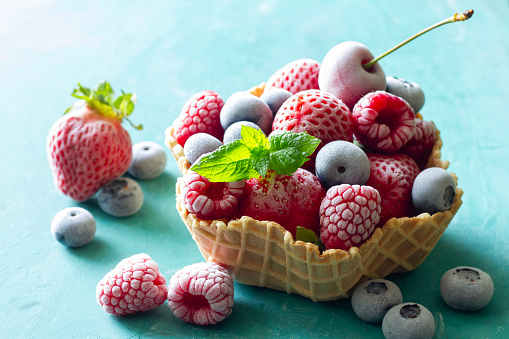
363,9 -> 474,71
65,80 -> 143,130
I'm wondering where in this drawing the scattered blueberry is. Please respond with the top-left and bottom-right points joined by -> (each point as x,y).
440,266 -> 494,311
98,178 -> 144,217
412,167 -> 456,214
260,87 -> 293,116
128,141 -> 167,180
382,303 -> 435,339
183,133 -> 223,164
351,279 -> 403,323
385,76 -> 425,113
220,91 -> 273,135
315,140 -> 370,189
223,121 -> 265,144
51,207 -> 96,247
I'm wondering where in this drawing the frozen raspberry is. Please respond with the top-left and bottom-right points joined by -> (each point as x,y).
168,262 -> 234,325
174,90 -> 225,147
365,153 -> 420,226
400,119 -> 436,169
265,59 -> 320,94
352,91 -> 416,153
272,89 -> 354,171
181,171 -> 245,220
96,253 -> 168,316
320,184 -> 381,251
237,168 -> 326,237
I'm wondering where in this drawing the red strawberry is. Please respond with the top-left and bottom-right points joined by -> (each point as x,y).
47,82 -> 139,202
320,184 -> 381,251
365,153 -> 420,226
400,118 -> 436,169
237,168 -> 326,237
174,90 -> 224,147
265,59 -> 321,94
272,89 -> 354,171
352,91 -> 415,153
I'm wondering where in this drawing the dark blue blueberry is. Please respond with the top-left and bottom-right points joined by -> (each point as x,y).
98,178 -> 144,217
412,167 -> 456,214
386,76 -> 425,113
183,133 -> 223,164
440,266 -> 494,311
351,279 -> 403,323
51,207 -> 96,247
128,141 -> 167,180
220,91 -> 273,135
382,303 -> 435,339
260,88 -> 292,116
223,121 -> 265,144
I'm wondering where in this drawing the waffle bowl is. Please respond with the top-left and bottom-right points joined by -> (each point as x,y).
164,84 -> 463,302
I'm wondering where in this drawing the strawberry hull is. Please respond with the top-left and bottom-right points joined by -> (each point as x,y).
165,84 -> 463,302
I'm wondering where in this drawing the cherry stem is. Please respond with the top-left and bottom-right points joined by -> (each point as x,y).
363,9 -> 474,70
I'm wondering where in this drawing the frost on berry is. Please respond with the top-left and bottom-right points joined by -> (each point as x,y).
181,172 -> 245,220
96,253 -> 168,316
174,90 -> 225,147
400,119 -> 436,169
266,59 -> 321,94
168,262 -> 234,325
319,184 -> 381,251
352,91 -> 416,153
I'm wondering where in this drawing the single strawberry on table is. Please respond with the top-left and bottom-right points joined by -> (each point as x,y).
47,81 -> 141,202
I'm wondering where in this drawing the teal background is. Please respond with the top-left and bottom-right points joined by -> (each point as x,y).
1,1 -> 508,338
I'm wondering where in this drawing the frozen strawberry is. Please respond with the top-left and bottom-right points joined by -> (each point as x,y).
320,184 -> 381,251
47,81 -> 139,202
96,253 -> 167,316
181,171 -> 245,220
272,89 -> 354,171
265,59 -> 320,94
400,118 -> 436,169
352,91 -> 415,153
365,153 -> 420,226
174,90 -> 224,147
237,168 -> 326,237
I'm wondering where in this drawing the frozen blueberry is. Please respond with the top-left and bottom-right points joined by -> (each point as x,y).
315,140 -> 370,189
128,141 -> 167,180
220,91 -> 273,135
98,178 -> 144,217
183,133 -> 223,165
440,266 -> 494,311
386,76 -> 425,113
223,121 -> 265,144
382,303 -> 435,339
51,207 -> 96,247
351,279 -> 403,323
260,88 -> 292,116
412,167 -> 456,214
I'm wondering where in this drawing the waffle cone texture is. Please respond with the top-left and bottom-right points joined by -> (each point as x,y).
165,84 -> 463,301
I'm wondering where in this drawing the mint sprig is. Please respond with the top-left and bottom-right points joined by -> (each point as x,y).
295,226 -> 325,251
65,80 -> 142,130
190,126 -> 320,182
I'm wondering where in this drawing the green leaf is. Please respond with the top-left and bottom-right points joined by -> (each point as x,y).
269,131 -> 321,157
250,147 -> 270,178
94,80 -> 115,104
241,125 -> 269,151
269,147 -> 307,175
295,226 -> 317,243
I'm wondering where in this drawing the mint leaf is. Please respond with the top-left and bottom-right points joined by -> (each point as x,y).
269,147 -> 306,175
296,226 -> 317,243
241,125 -> 269,151
269,131 -> 321,158
250,147 -> 270,178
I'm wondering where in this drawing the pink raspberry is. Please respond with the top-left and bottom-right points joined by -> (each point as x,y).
352,91 -> 416,153
320,184 -> 381,251
400,118 -> 436,169
174,90 -> 225,147
181,171 -> 245,220
266,59 -> 320,94
168,262 -> 234,325
96,253 -> 168,316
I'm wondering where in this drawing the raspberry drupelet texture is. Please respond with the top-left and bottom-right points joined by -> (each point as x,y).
320,184 -> 381,251
96,253 -> 168,316
352,91 -> 416,153
174,90 -> 225,147
265,59 -> 321,94
168,262 -> 234,325
181,171 -> 245,220
400,118 -> 436,169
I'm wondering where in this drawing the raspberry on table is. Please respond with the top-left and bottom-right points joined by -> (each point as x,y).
174,90 -> 225,147
265,58 -> 321,94
320,184 -> 381,251
96,253 -> 168,316
181,171 -> 245,220
352,91 -> 416,153
167,262 -> 234,325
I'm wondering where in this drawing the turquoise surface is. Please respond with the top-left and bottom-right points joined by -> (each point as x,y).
1,1 -> 508,338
